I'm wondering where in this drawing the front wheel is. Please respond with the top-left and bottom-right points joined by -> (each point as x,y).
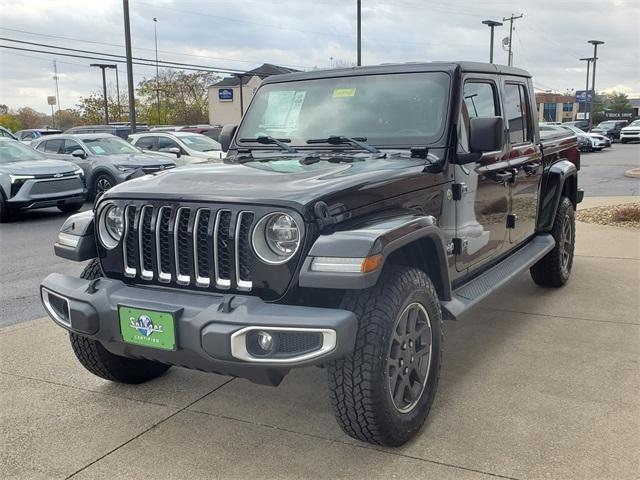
328,266 -> 443,446
69,259 -> 171,384
93,173 -> 116,198
530,196 -> 575,287
0,195 -> 10,223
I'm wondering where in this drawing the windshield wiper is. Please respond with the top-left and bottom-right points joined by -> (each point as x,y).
238,136 -> 298,153
306,136 -> 380,154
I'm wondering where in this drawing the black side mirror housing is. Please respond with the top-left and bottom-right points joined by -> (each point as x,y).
219,124 -> 237,152
454,116 -> 504,165
71,149 -> 86,159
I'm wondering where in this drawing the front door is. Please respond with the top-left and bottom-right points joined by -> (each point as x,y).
502,81 -> 542,245
455,79 -> 509,272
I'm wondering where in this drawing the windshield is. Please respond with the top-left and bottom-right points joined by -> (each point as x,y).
597,122 -> 616,128
628,120 -> 640,127
0,140 -> 47,163
82,136 -> 140,155
179,135 -> 221,152
237,72 -> 451,147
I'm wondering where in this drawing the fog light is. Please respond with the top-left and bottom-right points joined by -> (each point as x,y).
256,331 -> 275,353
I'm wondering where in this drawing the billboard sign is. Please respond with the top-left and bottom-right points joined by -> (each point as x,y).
604,110 -> 634,120
218,88 -> 233,101
575,90 -> 593,103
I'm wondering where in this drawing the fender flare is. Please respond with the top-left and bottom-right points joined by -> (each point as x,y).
537,160 -> 579,232
54,210 -> 97,261
299,213 -> 451,300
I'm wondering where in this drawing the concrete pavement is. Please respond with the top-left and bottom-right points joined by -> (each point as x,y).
1,222 -> 638,479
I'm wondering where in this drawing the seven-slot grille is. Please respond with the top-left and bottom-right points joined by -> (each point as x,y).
121,205 -> 255,291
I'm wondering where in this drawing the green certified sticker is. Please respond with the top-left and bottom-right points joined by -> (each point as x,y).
119,306 -> 176,351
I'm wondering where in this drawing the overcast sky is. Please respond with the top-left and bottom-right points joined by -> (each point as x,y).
1,0 -> 638,113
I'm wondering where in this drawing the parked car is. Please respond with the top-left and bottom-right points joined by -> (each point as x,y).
149,125 -> 183,132
128,131 -> 225,164
42,61 -> 582,447
65,124 -> 149,139
15,128 -> 62,144
589,132 -> 612,148
0,126 -> 18,140
591,120 -> 628,140
0,138 -> 85,222
179,125 -> 223,142
556,124 -> 606,152
563,120 -> 590,132
619,119 -> 640,143
31,133 -> 175,197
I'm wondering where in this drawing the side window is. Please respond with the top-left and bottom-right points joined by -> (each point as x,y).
44,139 -> 64,153
62,139 -> 82,154
458,81 -> 498,151
136,136 -> 156,150
35,141 -> 47,152
157,137 -> 179,151
504,83 -> 532,144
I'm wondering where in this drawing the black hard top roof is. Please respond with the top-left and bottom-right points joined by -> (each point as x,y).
262,61 -> 530,84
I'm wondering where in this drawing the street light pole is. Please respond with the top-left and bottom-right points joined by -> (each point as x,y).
587,40 -> 604,131
356,0 -> 361,66
482,20 -> 503,63
114,64 -> 122,122
90,63 -> 116,124
123,0 -> 137,132
153,17 -> 161,125
579,57 -> 593,123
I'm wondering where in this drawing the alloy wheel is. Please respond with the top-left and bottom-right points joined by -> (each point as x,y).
560,214 -> 573,273
95,177 -> 113,195
387,302 -> 433,413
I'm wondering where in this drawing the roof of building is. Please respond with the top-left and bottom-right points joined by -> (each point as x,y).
211,63 -> 300,88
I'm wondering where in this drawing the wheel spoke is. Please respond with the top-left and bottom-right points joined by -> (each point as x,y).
393,375 -> 408,407
406,377 -> 423,402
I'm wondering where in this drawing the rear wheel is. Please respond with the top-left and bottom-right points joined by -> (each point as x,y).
328,266 -> 443,446
530,196 -> 575,287
69,259 -> 171,384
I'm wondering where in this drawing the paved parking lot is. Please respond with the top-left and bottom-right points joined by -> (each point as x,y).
0,145 -> 638,479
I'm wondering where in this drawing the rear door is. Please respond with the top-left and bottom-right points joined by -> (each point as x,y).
455,77 -> 510,272
502,80 -> 542,245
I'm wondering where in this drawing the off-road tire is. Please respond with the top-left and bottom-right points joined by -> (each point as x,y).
69,259 -> 171,384
328,266 -> 443,446
530,196 -> 575,287
58,202 -> 84,214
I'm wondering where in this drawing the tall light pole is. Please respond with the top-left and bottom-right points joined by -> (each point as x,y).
588,40 -> 604,130
153,17 -> 161,125
90,63 -> 116,124
502,13 -> 523,66
114,64 -> 122,122
356,0 -> 361,66
579,57 -> 594,123
482,20 -> 503,64
123,0 -> 137,132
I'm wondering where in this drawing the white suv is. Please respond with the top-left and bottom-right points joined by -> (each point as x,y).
128,131 -> 225,166
620,119 -> 640,144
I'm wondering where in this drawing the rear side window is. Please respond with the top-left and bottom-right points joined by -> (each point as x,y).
504,83 -> 532,144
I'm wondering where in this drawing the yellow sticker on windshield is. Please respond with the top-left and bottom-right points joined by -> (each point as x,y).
332,88 -> 357,98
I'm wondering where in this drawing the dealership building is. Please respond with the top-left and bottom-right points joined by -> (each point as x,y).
207,63 -> 299,125
535,92 -> 580,123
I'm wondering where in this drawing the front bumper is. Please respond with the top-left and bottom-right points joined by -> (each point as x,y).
40,274 -> 357,384
8,176 -> 86,210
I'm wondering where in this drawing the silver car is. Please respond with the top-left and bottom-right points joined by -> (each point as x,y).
0,138 -> 86,222
32,133 -> 175,197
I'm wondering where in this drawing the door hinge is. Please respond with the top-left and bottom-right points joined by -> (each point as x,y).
451,183 -> 468,201
507,214 -> 517,229
451,237 -> 468,255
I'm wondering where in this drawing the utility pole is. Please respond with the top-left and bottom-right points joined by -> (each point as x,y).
114,64 -> 122,122
52,60 -> 61,113
579,57 -> 594,123
90,63 -> 116,124
123,0 -> 137,133
356,0 -> 361,66
153,17 -> 161,125
588,40 -> 604,131
502,13 -> 523,66
482,20 -> 503,64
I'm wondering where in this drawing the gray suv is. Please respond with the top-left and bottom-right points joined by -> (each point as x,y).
32,134 -> 175,197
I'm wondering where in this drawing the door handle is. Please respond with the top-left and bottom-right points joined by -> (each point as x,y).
522,162 -> 539,175
492,170 -> 515,184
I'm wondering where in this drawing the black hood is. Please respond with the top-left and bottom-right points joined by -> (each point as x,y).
102,152 -> 448,218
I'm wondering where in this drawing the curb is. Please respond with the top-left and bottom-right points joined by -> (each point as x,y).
624,168 -> 640,179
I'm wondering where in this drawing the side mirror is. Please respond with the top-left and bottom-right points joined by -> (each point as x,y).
71,149 -> 86,159
455,116 -> 504,165
219,124 -> 237,152
167,147 -> 181,158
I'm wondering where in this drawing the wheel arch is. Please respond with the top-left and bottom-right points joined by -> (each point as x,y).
537,160 -> 579,232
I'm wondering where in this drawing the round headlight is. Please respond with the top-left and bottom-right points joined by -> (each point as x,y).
252,212 -> 301,264
99,204 -> 124,249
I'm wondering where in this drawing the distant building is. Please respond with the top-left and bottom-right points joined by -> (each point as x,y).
535,93 -> 579,123
630,98 -> 640,118
207,63 -> 299,125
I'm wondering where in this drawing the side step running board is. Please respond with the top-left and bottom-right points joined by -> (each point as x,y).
441,234 -> 555,320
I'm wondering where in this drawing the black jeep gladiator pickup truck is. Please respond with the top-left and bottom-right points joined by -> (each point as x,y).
41,62 -> 582,446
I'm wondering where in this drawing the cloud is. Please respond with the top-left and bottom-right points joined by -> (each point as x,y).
1,0 -> 638,112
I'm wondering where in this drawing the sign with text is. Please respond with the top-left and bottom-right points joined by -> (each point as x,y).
604,110 -> 634,120
218,88 -> 234,101
47,96 -> 56,106
575,90 -> 593,103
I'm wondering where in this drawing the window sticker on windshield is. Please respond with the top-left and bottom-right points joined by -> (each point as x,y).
263,90 -> 306,130
91,145 -> 105,154
332,88 -> 357,98
182,137 -> 193,144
